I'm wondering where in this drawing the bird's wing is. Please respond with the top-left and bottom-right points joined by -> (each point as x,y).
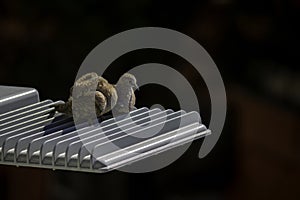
97,79 -> 118,114
129,89 -> 136,110
94,91 -> 107,116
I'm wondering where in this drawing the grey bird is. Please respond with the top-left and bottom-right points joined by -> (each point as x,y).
55,72 -> 118,122
112,73 -> 138,116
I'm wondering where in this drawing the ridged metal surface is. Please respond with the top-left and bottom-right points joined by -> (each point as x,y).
0,100 -> 210,173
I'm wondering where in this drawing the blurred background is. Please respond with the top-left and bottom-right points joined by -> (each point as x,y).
0,0 -> 299,199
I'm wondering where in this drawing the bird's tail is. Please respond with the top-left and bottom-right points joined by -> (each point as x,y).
54,100 -> 72,116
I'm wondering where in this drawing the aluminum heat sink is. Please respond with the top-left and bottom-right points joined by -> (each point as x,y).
0,86 -> 211,173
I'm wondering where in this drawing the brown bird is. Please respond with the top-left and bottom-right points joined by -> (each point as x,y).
112,73 -> 138,116
55,72 -> 118,122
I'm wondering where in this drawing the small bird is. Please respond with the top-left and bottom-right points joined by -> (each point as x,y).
113,73 -> 138,116
55,72 -> 118,122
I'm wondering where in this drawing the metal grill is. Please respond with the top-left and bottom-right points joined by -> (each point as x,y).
0,86 -> 210,173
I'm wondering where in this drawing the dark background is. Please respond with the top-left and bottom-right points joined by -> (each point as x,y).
0,0 -> 299,199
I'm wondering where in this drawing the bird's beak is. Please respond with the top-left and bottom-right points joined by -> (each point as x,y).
133,83 -> 139,91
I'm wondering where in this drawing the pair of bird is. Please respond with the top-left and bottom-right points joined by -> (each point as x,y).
55,72 -> 138,121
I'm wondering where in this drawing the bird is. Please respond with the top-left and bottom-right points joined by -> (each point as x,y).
112,73 -> 138,116
55,72 -> 118,122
